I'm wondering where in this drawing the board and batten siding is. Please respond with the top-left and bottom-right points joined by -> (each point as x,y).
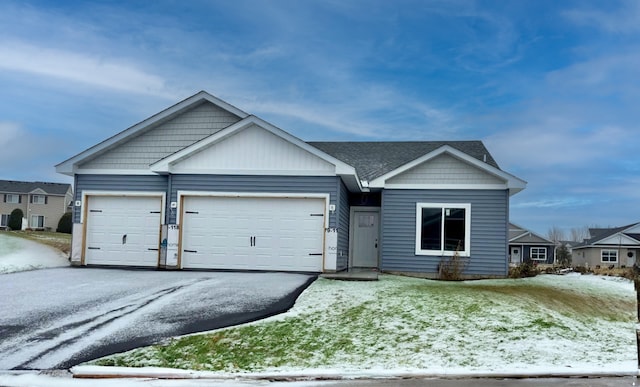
336,179 -> 350,271
73,174 -> 169,223
80,103 -> 241,170
168,175 -> 340,228
381,189 -> 509,278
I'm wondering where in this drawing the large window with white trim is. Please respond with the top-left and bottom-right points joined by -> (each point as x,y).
416,203 -> 471,256
601,249 -> 618,263
1,214 -> 9,227
3,194 -> 20,204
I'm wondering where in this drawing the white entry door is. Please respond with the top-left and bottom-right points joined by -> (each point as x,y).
84,196 -> 162,266
180,196 -> 325,272
510,247 -> 521,264
352,211 -> 379,268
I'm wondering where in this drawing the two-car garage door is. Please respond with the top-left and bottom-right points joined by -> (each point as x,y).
82,194 -> 326,272
180,196 -> 325,272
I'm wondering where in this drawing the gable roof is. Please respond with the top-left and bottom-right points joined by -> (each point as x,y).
308,141 -> 499,182
56,91 -> 249,175
508,222 -> 554,244
574,222 -> 640,249
0,180 -> 71,196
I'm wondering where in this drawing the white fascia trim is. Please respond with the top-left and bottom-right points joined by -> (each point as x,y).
508,222 -> 553,244
385,183 -> 509,190
176,191 -> 330,228
369,145 -> 527,194
80,190 -> 166,224
74,169 -> 158,175
151,115 -> 358,178
167,169 -> 336,176
55,91 -> 249,176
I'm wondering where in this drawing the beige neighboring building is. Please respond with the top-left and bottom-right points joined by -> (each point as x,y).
572,223 -> 640,268
0,180 -> 73,231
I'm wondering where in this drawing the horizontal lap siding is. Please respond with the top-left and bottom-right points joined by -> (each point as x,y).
169,175 -> 339,228
74,175 -> 169,223
336,180 -> 350,271
381,189 -> 509,277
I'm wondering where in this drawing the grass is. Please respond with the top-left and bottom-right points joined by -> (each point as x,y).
92,274 -> 636,373
5,230 -> 71,254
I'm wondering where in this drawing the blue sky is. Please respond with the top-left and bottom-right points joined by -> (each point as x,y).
0,0 -> 638,235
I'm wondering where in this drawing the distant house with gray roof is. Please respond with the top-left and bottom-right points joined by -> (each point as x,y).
56,91 -> 526,278
572,223 -> 640,268
0,180 -> 73,230
508,223 -> 556,265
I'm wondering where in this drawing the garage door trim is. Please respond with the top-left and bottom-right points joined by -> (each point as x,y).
81,190 -> 166,266
176,191 -> 330,271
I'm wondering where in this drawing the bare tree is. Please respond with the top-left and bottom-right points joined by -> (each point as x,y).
547,226 -> 566,243
570,226 -> 590,242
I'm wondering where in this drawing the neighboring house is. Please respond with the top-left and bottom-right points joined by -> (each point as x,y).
55,91 -> 526,278
508,223 -> 556,265
0,180 -> 73,231
572,223 -> 640,268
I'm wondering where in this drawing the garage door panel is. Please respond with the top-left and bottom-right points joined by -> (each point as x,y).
181,196 -> 324,271
85,196 -> 161,267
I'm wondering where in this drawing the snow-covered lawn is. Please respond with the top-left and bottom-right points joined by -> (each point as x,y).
0,233 -> 69,274
93,274 -> 636,376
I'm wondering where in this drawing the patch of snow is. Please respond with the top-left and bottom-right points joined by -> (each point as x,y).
0,234 -> 68,274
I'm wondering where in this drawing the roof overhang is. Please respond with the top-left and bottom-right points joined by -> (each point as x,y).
55,91 -> 249,176
367,145 -> 527,195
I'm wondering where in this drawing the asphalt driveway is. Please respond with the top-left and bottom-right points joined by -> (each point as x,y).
0,267 -> 315,370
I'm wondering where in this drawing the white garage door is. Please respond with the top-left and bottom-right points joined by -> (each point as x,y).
85,196 -> 162,267
181,196 -> 325,272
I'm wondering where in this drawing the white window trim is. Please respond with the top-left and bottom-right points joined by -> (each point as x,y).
530,247 -> 547,260
0,214 -> 9,227
30,214 -> 45,228
601,249 -> 618,263
415,203 -> 471,257
32,195 -> 45,204
5,194 -> 20,204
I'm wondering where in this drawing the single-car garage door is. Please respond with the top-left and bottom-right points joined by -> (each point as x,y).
181,196 -> 325,272
84,196 -> 162,267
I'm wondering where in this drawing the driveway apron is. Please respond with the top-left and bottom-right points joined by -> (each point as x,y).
0,268 -> 315,370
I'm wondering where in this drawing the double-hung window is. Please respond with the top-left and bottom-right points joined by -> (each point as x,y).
30,215 -> 44,229
601,250 -> 618,263
4,194 -> 20,204
31,195 -> 46,204
0,214 -> 9,227
416,203 -> 471,256
530,247 -> 547,260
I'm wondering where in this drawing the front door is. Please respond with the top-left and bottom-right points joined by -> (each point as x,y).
352,211 -> 379,268
510,247 -> 521,264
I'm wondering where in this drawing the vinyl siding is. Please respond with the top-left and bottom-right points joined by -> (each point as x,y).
80,102 -> 241,170
168,175 -> 340,228
73,175 -> 169,223
520,245 -> 555,265
387,154 -> 504,185
381,189 -> 509,277
336,179 -> 350,271
1,193 -> 69,230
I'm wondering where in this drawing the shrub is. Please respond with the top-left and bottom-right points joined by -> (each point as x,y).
8,208 -> 23,230
556,244 -> 572,267
56,211 -> 73,234
509,262 -> 540,278
573,265 -> 588,274
438,244 -> 468,281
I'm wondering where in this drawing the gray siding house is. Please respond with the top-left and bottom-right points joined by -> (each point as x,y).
56,91 -> 526,278
508,223 -> 556,265
572,223 -> 640,268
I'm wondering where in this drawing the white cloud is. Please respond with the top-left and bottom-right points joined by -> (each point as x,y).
564,1 -> 640,34
0,40 -> 173,98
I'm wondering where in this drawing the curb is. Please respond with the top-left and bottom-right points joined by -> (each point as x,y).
70,365 -> 640,381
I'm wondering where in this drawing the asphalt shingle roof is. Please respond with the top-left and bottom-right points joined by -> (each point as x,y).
308,141 -> 499,181
0,180 -> 71,196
